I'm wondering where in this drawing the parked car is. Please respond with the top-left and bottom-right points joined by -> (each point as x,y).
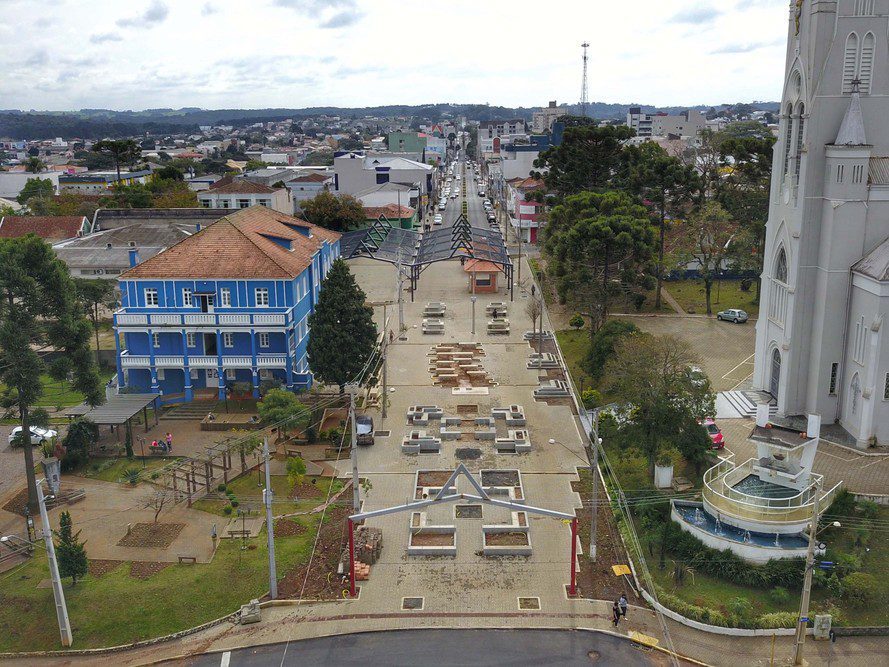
356,415 -> 375,446
9,426 -> 58,447
701,418 -> 724,449
433,214 -> 443,225
717,308 -> 749,323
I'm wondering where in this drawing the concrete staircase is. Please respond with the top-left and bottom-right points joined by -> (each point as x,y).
163,401 -> 216,420
717,391 -> 778,419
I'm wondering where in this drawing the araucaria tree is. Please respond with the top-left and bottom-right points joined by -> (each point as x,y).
307,259 -> 377,393
534,124 -> 635,196
54,511 -> 88,585
0,235 -> 103,513
92,139 -> 141,182
543,190 -> 655,333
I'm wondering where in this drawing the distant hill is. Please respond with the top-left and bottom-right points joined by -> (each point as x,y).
0,101 -> 781,140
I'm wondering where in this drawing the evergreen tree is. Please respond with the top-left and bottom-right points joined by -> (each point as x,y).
54,511 -> 88,585
307,259 -> 377,393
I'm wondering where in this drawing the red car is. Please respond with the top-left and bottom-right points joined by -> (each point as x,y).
702,418 -> 724,449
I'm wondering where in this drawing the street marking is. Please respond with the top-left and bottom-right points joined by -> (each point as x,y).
220,651 -> 230,667
722,353 -> 755,381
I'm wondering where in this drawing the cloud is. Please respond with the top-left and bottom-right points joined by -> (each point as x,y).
33,17 -> 55,28
201,3 -> 217,16
711,38 -> 781,54
90,32 -> 123,44
273,0 -> 355,12
319,10 -> 360,29
670,5 -> 722,24
116,0 -> 169,28
23,50 -> 49,67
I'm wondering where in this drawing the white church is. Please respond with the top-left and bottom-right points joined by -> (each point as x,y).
754,0 -> 889,449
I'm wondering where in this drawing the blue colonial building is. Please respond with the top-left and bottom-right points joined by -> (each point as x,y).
113,205 -> 341,403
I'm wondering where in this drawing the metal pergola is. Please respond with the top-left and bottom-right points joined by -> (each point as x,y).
346,464 -> 578,597
341,215 -> 514,300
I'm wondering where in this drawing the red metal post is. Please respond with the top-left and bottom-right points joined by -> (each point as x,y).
348,518 -> 356,598
569,517 -> 578,596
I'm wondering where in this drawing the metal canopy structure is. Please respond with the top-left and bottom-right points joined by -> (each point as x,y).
341,215 -> 514,300
345,464 -> 577,597
71,394 -> 160,425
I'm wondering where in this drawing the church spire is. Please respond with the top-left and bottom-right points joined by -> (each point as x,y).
834,80 -> 867,146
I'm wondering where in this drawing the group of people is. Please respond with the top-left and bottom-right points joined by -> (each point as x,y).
150,432 -> 174,453
611,593 -> 629,627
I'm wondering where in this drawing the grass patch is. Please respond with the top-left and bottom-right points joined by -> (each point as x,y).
77,457 -> 177,484
663,279 -> 759,318
0,515 -> 320,652
193,474 -> 340,517
1,372 -> 115,409
211,399 -> 259,414
554,329 -> 591,390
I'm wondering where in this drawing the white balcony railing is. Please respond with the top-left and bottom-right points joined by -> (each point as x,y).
115,309 -> 293,329
155,355 -> 184,366
120,354 -> 150,368
183,313 -> 216,325
116,314 -> 148,325
188,356 -> 217,368
256,355 -> 288,368
120,352 -> 290,370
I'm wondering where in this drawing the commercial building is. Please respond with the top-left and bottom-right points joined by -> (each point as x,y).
198,180 -> 292,214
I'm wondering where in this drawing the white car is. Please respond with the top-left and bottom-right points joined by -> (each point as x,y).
9,426 -> 58,447
438,202 -> 446,210
433,214 -> 443,225
450,193 -> 457,199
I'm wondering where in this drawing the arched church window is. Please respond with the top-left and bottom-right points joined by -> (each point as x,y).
859,32 -> 875,93
783,103 -> 794,176
794,103 -> 805,180
775,248 -> 788,283
850,373 -> 861,416
843,32 -> 859,93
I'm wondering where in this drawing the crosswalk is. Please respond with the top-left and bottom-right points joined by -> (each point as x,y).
716,390 -> 779,419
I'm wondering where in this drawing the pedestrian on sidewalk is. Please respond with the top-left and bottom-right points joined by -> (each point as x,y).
165,432 -> 173,452
619,593 -> 628,618
612,600 -> 621,627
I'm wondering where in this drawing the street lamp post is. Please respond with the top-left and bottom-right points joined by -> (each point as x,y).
470,296 -> 477,336
793,480 -> 839,666
36,479 -> 72,647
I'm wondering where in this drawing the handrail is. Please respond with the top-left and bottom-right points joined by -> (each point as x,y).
702,457 -> 826,510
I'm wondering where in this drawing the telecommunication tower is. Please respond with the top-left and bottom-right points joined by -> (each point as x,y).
580,42 -> 589,117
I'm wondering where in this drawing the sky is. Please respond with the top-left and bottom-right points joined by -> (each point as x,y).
0,0 -> 789,112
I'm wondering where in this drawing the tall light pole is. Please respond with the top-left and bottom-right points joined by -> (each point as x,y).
262,437 -> 278,599
36,479 -> 72,647
793,480 -> 839,666
348,385 -> 360,513
470,296 -> 477,336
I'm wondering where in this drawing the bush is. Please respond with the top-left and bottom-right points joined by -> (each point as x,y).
222,506 -> 233,516
769,586 -> 790,605
217,483 -> 227,492
121,468 -> 141,485
230,500 -> 239,508
569,314 -> 584,330
581,388 -> 603,410
582,319 -> 639,383
841,572 -> 878,606
834,552 -> 861,578
758,612 -> 797,629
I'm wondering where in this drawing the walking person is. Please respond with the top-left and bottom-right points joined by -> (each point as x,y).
619,593 -> 628,619
165,432 -> 173,453
612,600 -> 621,627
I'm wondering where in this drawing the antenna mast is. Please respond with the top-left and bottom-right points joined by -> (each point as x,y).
580,42 -> 589,117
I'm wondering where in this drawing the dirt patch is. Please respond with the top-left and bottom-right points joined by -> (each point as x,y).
456,404 -> 479,414
417,471 -> 453,486
129,561 -> 172,580
116,522 -> 185,549
455,448 -> 482,459
289,480 -> 323,499
277,504 -> 351,600
1,488 -> 29,517
481,470 -> 519,487
485,532 -> 529,546
518,597 -> 540,610
88,559 -> 124,577
411,532 -> 455,546
571,470 -> 630,602
537,396 -> 577,413
455,504 -> 482,519
274,518 -> 308,537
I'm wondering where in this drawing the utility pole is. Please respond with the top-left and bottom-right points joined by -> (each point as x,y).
589,410 -> 601,561
348,386 -> 360,513
470,296 -> 477,336
262,437 -> 277,599
793,479 -> 823,666
37,479 -> 72,647
396,247 -> 405,334
538,272 -> 545,370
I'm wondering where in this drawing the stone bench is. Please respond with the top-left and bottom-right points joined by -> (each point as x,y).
474,429 -> 497,440
492,405 -> 526,426
439,429 -> 461,440
533,380 -> 570,398
523,330 -> 554,341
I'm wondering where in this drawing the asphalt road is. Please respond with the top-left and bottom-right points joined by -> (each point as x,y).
437,157 -> 493,231
176,629 -> 672,667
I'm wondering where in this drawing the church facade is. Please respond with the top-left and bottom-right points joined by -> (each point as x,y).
753,0 -> 889,449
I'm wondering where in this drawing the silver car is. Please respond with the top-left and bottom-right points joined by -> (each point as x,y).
9,426 -> 58,447
717,308 -> 749,323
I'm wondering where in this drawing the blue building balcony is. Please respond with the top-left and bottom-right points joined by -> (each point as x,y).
114,308 -> 295,330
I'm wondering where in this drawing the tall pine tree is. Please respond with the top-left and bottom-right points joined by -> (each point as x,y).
54,511 -> 88,585
307,259 -> 377,393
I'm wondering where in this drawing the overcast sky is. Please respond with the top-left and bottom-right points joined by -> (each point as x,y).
0,0 -> 788,111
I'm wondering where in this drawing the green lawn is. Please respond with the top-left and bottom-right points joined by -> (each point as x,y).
0,516 -> 319,652
663,279 -> 760,318
76,456 -> 178,484
193,474 -> 342,517
1,372 -> 115,410
554,329 -> 591,391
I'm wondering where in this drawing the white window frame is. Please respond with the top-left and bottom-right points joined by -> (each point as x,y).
225,369 -> 236,380
182,288 -> 193,307
258,332 -> 270,348
255,287 -> 270,307
152,332 -> 160,348
144,288 -> 159,307
220,287 -> 231,307
223,332 -> 234,348
186,332 -> 196,348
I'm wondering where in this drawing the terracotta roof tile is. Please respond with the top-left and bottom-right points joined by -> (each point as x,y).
207,180 -> 277,195
0,215 -> 86,240
362,204 -> 415,219
289,173 -> 329,183
120,206 -> 340,280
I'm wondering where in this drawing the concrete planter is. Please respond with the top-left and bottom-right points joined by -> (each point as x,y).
654,464 -> 674,489
482,524 -> 532,556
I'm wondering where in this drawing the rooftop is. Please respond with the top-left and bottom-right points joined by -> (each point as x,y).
852,236 -> 889,282
205,180 -> 279,195
0,215 -> 86,241
119,205 -> 340,280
